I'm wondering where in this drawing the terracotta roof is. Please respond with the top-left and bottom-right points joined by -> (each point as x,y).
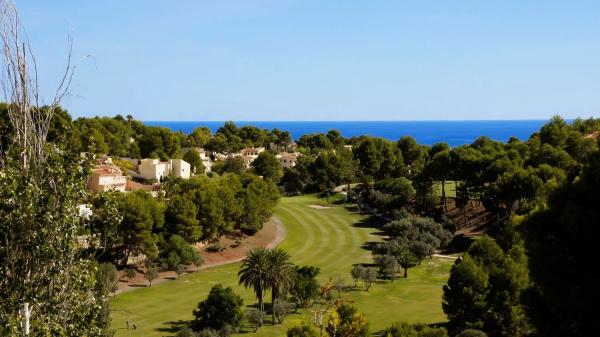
92,165 -> 122,176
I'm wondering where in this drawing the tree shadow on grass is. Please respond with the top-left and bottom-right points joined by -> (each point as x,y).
155,319 -> 188,333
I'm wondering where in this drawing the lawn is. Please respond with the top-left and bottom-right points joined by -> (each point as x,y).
110,195 -> 452,336
433,181 -> 457,198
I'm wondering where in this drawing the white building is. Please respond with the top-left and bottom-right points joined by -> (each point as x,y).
276,152 -> 300,169
138,158 -> 191,181
88,165 -> 127,192
240,147 -> 265,158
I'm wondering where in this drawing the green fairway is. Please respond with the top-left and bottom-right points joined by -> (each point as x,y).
110,195 -> 452,336
433,181 -> 457,198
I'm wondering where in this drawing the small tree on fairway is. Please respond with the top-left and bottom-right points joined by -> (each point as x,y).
351,265 -> 365,287
290,266 -> 320,309
273,298 -> 292,324
362,268 -> 377,291
246,309 -> 264,332
287,322 -> 319,337
334,276 -> 345,298
125,268 -> 137,284
176,264 -> 185,278
192,284 -> 244,332
145,266 -> 159,287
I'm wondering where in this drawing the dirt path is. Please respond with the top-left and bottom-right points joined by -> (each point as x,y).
114,216 -> 286,294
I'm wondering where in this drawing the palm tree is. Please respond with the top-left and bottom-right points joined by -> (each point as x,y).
266,248 -> 295,324
238,247 -> 271,323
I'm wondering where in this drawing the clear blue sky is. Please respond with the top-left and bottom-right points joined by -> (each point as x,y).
18,0 -> 600,121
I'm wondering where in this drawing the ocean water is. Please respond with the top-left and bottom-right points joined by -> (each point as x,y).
144,120 -> 549,147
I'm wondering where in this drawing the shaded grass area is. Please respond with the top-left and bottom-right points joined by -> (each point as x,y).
432,181 -> 457,198
110,194 -> 452,336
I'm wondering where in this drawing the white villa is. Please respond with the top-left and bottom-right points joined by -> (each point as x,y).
240,147 -> 265,158
276,152 -> 300,169
138,158 -> 191,181
88,165 -> 127,192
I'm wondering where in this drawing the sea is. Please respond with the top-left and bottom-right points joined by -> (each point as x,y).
144,120 -> 550,147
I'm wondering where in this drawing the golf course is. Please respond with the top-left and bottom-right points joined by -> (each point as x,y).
110,194 -> 453,336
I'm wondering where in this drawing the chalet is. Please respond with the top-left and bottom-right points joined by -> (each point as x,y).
88,165 -> 127,192
138,158 -> 191,181
276,152 -> 300,169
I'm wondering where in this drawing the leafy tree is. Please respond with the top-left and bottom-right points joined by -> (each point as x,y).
290,266 -> 320,308
125,268 -> 137,284
165,195 -> 201,242
192,284 -> 244,331
238,248 -> 270,316
326,304 -> 369,337
443,236 -> 530,337
350,265 -> 365,287
443,256 -> 489,332
145,266 -> 159,287
361,268 -> 377,291
212,156 -> 246,175
89,191 -> 123,262
251,151 -> 283,182
97,262 -> 120,297
374,254 -> 400,281
523,152 -> 600,337
187,127 -> 212,147
117,192 -> 159,265
272,298 -> 292,324
246,309 -> 265,332
183,149 -> 205,175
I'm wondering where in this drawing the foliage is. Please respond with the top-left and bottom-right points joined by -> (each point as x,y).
165,195 -> 201,242
456,329 -> 487,337
0,145 -> 112,336
251,151 -> 283,182
246,309 -> 265,332
350,265 -> 365,287
522,152 -> 600,337
145,266 -> 159,287
183,149 -> 205,175
191,284 -> 244,331
272,298 -> 292,324
287,322 -> 319,337
326,304 -> 369,337
266,248 -> 296,324
443,236 -> 530,337
238,247 -> 271,314
361,268 -> 378,291
384,322 -> 448,337
290,266 -> 320,308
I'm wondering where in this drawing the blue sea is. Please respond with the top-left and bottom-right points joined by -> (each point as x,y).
144,120 -> 549,147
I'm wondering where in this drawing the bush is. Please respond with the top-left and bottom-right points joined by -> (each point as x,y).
161,235 -> 203,270
206,242 -> 225,252
192,284 -> 244,331
456,329 -> 487,337
385,322 -> 448,337
246,309 -> 265,332
287,322 -> 319,337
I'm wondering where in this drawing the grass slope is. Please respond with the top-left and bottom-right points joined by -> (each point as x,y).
111,195 -> 452,336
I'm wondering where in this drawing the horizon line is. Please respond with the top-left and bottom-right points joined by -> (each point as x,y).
142,119 -> 559,123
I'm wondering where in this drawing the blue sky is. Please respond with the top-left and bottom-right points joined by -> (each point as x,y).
17,0 -> 600,121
